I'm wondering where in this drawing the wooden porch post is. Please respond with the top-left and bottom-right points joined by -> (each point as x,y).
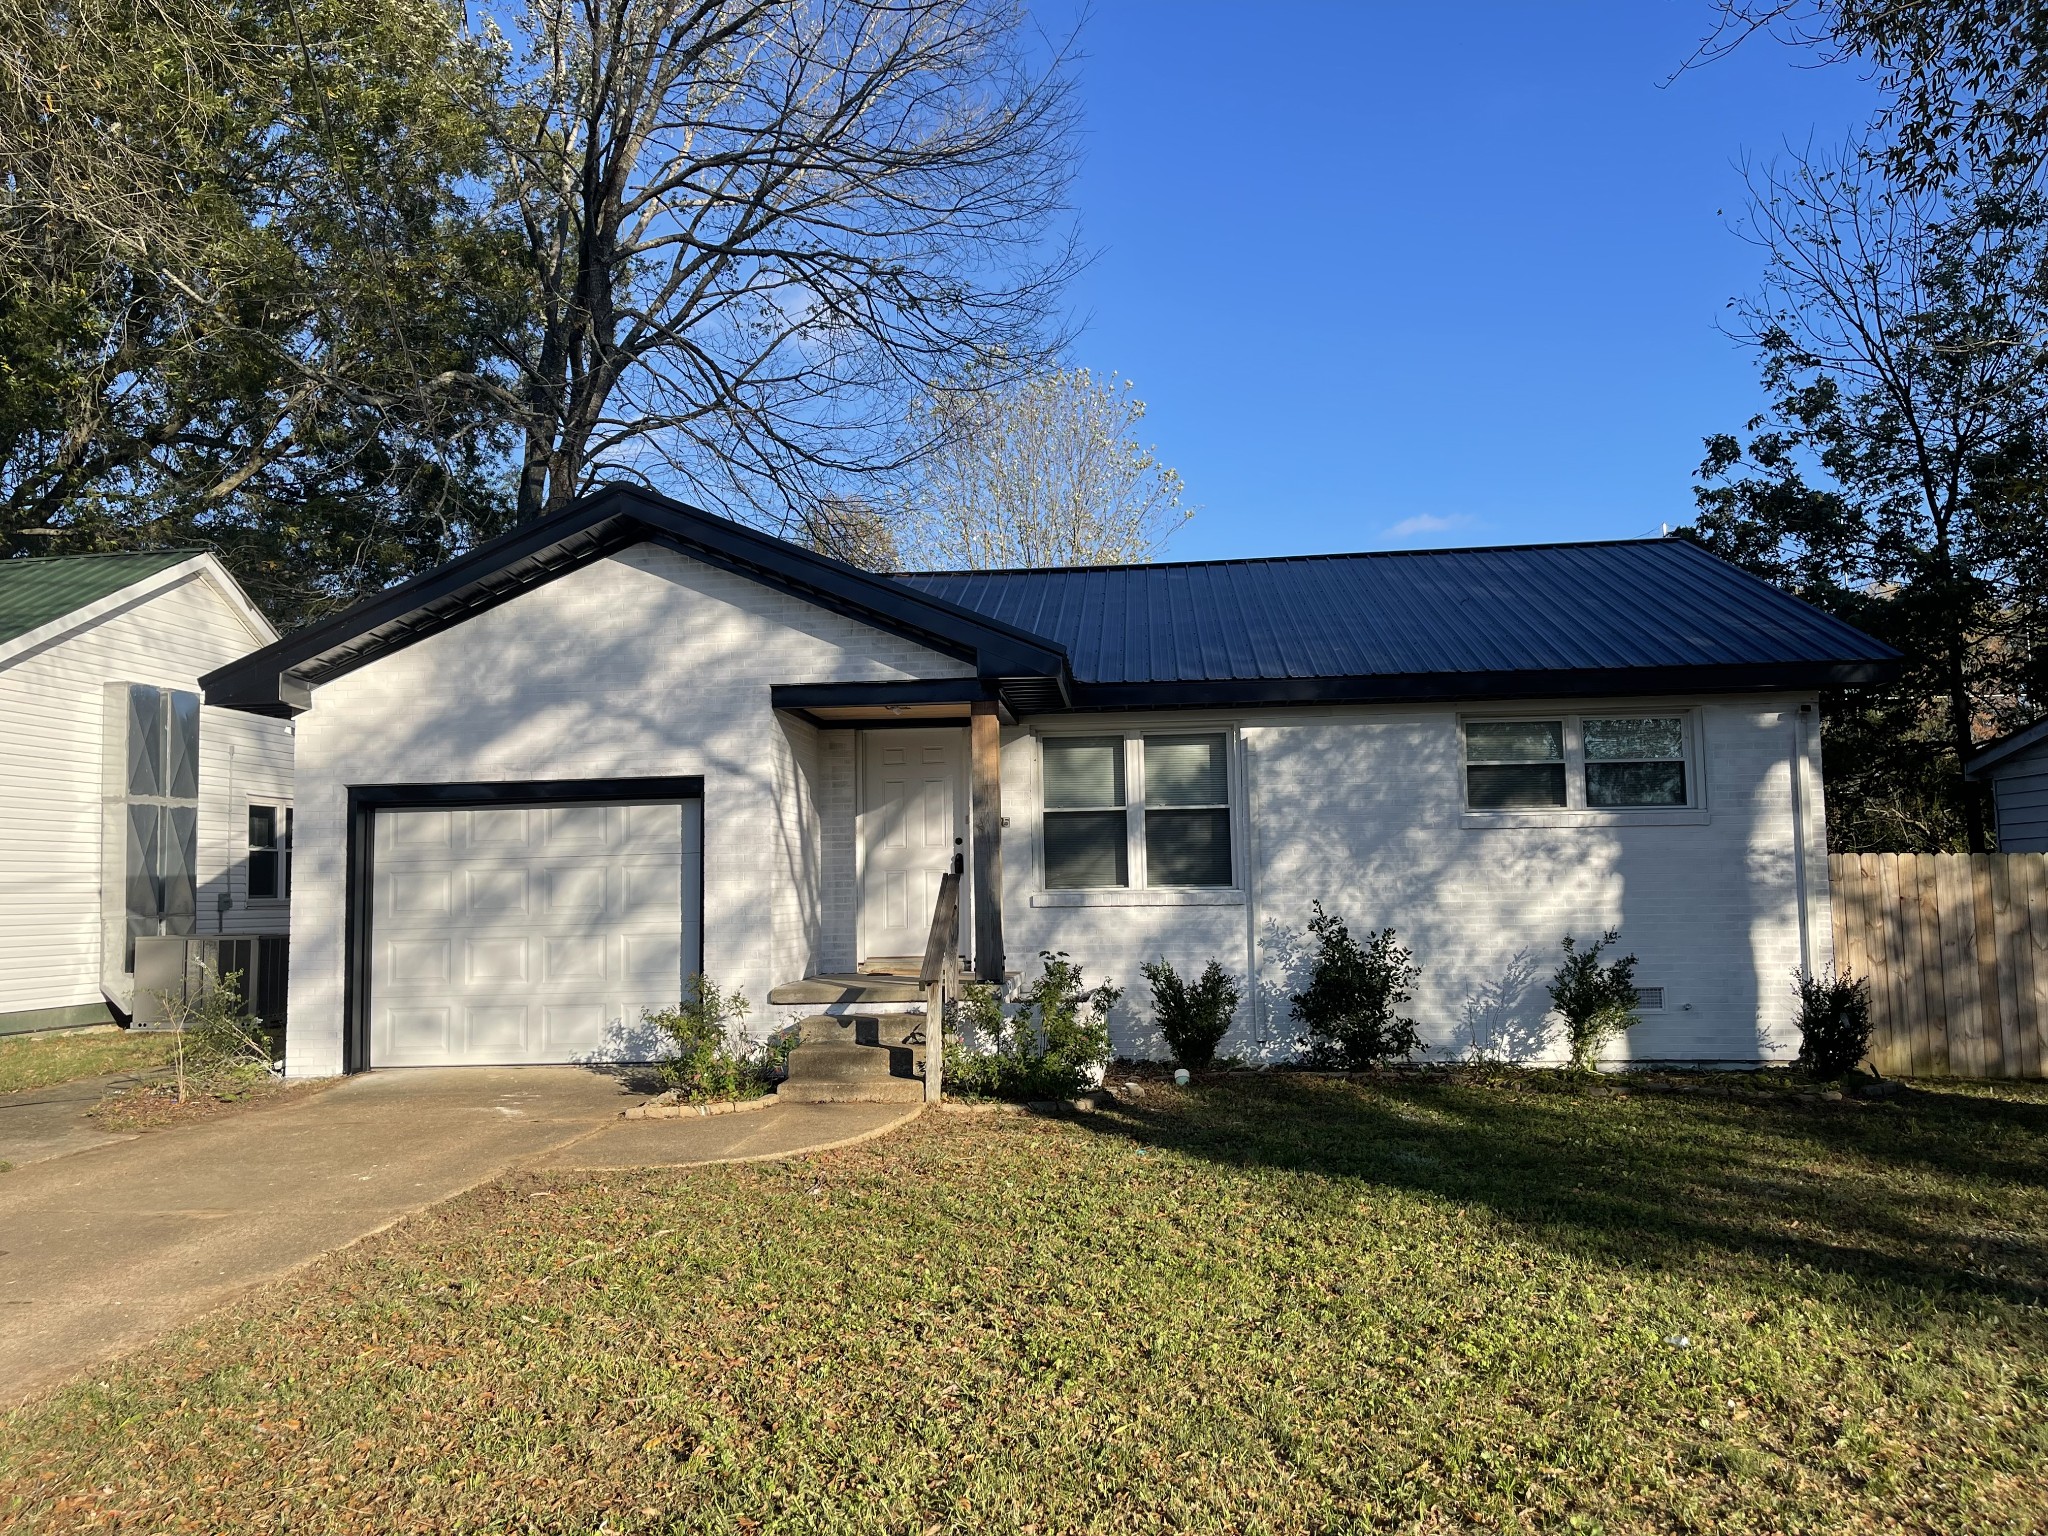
969,700 -> 1005,984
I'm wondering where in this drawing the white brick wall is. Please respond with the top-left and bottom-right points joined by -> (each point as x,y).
285,543 -> 972,1075
284,538 -> 1833,1075
999,698 -> 1831,1067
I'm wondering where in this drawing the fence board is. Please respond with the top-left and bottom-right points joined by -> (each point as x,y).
1828,852 -> 2048,1079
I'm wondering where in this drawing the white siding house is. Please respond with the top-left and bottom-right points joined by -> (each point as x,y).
199,487 -> 1898,1080
0,553 -> 293,1034
1967,719 -> 2048,852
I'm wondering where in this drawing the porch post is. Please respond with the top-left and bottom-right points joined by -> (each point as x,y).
969,700 -> 1005,984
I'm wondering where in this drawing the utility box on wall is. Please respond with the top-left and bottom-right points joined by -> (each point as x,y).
130,934 -> 289,1029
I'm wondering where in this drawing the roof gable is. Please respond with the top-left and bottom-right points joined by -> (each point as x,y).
201,486 -> 1072,716
1966,717 -> 2048,779
0,551 -> 204,645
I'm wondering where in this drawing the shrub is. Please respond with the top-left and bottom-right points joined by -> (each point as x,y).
1549,930 -> 1640,1071
1794,967 -> 1874,1078
642,974 -> 767,1102
1140,957 -> 1241,1069
157,968 -> 274,1101
942,952 -> 1120,1100
1289,903 -> 1422,1069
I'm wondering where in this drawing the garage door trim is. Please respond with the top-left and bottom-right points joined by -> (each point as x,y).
343,777 -> 705,1073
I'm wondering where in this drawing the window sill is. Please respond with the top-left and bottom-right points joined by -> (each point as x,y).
1029,888 -> 1247,908
1461,807 -> 1711,829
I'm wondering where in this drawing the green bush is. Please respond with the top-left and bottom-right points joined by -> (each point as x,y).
1794,967 -> 1874,1078
1549,930 -> 1640,1071
642,974 -> 768,1102
943,952 -> 1120,1101
1289,904 -> 1423,1069
1140,957 -> 1240,1069
157,969 -> 275,1101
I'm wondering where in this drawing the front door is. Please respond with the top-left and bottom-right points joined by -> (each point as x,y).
859,729 -> 967,965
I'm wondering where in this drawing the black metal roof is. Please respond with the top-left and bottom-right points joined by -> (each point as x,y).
896,539 -> 1900,707
201,485 -> 1900,718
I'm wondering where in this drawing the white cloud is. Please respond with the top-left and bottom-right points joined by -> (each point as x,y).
1380,512 -> 1478,543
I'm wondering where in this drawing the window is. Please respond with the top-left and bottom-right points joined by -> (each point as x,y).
1583,717 -> 1687,807
104,683 -> 200,968
248,805 -> 292,899
1042,737 -> 1127,888
1464,720 -> 1566,808
1463,713 -> 1697,813
1041,732 -> 1236,889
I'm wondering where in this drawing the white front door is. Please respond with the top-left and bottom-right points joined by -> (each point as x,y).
369,800 -> 702,1066
859,729 -> 966,964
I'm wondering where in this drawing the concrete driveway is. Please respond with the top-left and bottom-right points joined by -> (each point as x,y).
0,1067 -> 633,1406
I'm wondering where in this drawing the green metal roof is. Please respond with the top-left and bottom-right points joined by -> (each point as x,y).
0,551 -> 204,646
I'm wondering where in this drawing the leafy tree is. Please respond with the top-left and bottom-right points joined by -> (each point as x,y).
0,0 -> 520,623
1548,931 -> 1640,1072
1140,957 -> 1240,1070
895,365 -> 1190,569
1289,903 -> 1422,1070
1686,151 -> 2048,851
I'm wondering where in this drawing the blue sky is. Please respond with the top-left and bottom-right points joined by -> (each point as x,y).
1051,2 -> 1880,559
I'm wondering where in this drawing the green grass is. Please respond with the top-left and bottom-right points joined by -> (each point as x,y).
4,1074 -> 2046,1534
0,1029 -> 171,1095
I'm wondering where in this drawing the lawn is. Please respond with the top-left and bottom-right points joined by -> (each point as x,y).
0,1028 -> 171,1096
3,1074 -> 2045,1534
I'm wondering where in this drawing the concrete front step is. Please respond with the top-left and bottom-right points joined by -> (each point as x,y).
778,1077 -> 927,1105
782,1016 -> 926,1104
769,974 -> 924,1006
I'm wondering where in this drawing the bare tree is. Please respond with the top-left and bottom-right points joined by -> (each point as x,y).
474,0 -> 1081,528
895,365 -> 1191,570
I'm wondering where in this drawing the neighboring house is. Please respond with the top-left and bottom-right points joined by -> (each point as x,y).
200,486 -> 1899,1080
0,552 -> 294,1034
1966,718 -> 2048,852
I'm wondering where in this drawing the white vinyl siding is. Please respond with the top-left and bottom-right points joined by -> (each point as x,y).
0,567 -> 291,1021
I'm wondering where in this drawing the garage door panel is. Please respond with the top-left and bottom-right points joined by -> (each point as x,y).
370,798 -> 700,1066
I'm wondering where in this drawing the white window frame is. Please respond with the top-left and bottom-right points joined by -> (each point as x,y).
1031,727 -> 1248,907
1459,708 -> 1710,827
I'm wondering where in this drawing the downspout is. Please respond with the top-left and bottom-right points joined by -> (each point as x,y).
1790,704 -> 1813,978
1242,730 -> 1264,1046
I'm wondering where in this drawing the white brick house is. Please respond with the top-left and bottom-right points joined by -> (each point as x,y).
200,487 -> 1898,1078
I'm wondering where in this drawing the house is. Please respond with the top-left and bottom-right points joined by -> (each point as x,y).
1965,718 -> 2048,852
0,552 -> 294,1035
200,486 -> 1900,1081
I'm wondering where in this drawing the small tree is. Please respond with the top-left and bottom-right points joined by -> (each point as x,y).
1793,968 -> 1875,1077
156,968 -> 273,1102
1289,904 -> 1422,1069
1140,957 -> 1240,1070
642,974 -> 762,1102
942,954 -> 1118,1100
1549,931 -> 1640,1071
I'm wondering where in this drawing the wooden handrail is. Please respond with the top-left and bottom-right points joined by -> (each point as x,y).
919,869 -> 962,1103
919,869 -> 961,987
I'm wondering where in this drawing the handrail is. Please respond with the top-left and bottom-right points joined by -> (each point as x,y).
918,869 -> 962,1102
919,870 -> 962,988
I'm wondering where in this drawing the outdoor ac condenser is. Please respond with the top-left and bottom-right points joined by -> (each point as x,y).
129,934 -> 290,1029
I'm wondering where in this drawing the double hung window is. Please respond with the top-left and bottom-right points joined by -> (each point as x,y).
1042,732 -> 1236,889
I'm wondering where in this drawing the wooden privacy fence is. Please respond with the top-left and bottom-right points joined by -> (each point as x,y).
1829,853 -> 2048,1079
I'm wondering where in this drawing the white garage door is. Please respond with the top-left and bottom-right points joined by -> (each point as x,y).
370,799 -> 702,1066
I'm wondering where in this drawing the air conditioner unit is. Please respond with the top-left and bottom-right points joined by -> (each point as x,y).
130,934 -> 289,1029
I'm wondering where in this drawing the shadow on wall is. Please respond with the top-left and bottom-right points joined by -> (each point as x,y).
1220,709 -> 1804,1068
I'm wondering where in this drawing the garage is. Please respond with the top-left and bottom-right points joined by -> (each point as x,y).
363,789 -> 702,1067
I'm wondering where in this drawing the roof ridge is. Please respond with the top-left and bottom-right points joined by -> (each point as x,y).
0,548 -> 208,567
893,535 -> 1685,579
